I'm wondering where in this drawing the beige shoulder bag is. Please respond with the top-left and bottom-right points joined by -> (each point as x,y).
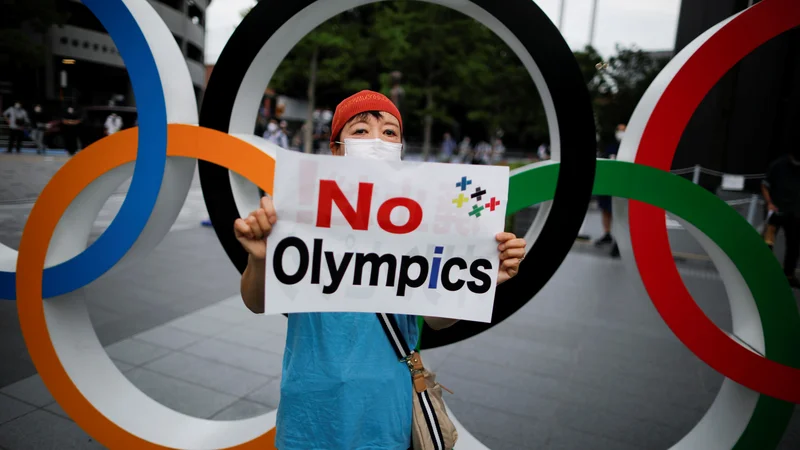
377,313 -> 458,450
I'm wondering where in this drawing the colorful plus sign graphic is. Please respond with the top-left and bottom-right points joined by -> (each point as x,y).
469,204 -> 485,218
471,187 -> 487,202
485,197 -> 501,211
452,193 -> 469,208
451,177 -> 501,219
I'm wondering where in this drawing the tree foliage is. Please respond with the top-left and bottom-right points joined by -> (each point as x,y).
262,2 -> 669,150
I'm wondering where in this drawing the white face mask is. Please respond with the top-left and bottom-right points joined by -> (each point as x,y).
343,138 -> 402,161
268,123 -> 278,132
615,131 -> 625,142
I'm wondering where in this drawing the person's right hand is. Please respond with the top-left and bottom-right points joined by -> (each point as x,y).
234,196 -> 277,260
769,203 -> 779,213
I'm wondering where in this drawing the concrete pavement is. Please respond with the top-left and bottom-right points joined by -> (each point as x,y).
0,153 -> 798,449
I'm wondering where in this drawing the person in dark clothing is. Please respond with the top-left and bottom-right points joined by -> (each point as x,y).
31,105 -> 48,154
761,148 -> 800,288
61,107 -> 82,156
595,124 -> 626,258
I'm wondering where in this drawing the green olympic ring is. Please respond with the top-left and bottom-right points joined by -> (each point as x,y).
507,159 -> 800,449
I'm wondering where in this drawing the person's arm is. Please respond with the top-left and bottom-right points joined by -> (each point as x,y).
762,182 -> 777,212
234,196 -> 276,314
424,316 -> 459,330
241,255 -> 266,313
762,162 -> 778,212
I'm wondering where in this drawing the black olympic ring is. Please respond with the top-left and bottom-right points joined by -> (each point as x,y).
199,0 -> 596,349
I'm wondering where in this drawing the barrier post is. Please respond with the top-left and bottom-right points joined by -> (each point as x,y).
746,193 -> 759,225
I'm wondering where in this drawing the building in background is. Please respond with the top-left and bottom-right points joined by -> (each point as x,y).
2,0 -> 208,113
672,0 -> 799,191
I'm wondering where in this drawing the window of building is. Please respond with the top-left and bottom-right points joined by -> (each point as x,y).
83,41 -> 90,49
60,36 -> 68,45
187,42 -> 203,64
72,39 -> 79,47
188,2 -> 204,27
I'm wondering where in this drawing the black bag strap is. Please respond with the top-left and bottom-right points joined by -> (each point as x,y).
376,313 -> 446,450
377,312 -> 412,360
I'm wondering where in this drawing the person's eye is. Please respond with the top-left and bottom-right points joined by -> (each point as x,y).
384,129 -> 397,136
353,128 -> 368,134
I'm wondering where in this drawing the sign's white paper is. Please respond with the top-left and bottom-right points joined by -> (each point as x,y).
263,148 -> 509,322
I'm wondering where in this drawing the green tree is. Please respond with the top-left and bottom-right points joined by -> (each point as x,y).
371,2 -> 479,160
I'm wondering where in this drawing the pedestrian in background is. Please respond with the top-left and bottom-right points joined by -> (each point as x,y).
3,101 -> 29,153
104,112 -> 123,136
439,132 -> 456,162
456,136 -> 472,163
61,107 -> 82,156
761,148 -> 800,288
31,104 -> 48,154
594,123 -> 626,258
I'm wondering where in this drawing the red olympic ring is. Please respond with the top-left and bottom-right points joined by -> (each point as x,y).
630,0 -> 800,403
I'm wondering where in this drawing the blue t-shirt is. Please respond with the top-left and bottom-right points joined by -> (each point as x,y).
275,312 -> 419,450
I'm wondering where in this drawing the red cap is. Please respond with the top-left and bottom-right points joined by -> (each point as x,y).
330,90 -> 403,143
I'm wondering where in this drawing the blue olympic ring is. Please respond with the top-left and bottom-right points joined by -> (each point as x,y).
0,0 -> 167,300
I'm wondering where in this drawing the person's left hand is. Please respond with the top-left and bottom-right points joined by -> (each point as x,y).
496,232 -> 526,285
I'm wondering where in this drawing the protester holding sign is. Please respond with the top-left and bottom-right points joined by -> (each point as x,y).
234,91 -> 525,450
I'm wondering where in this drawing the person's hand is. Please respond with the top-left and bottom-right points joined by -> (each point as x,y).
768,203 -> 779,213
496,232 -> 526,285
234,196 -> 277,260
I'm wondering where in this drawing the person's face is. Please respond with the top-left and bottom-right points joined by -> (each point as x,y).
34,105 -> 41,112
67,107 -> 74,114
14,103 -> 21,109
330,111 -> 401,156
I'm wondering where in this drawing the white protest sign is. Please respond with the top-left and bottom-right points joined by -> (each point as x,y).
263,148 -> 509,322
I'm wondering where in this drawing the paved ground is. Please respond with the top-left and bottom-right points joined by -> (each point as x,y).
0,153 -> 799,449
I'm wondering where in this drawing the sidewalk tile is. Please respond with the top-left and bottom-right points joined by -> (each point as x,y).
214,326 -> 286,355
44,402 -> 71,420
0,394 -> 35,425
241,314 -> 288,335
0,410 -> 104,450
105,338 -> 172,366
1,374 -> 54,407
473,432 -> 535,450
182,339 -> 283,377
197,303 -> 260,324
112,359 -> 136,373
168,313 -> 236,337
445,396 -> 549,449
124,368 -> 237,419
144,352 -> 270,397
212,399 -> 274,421
431,371 -> 559,423
134,325 -> 205,350
547,425 -> 641,450
246,378 -> 281,409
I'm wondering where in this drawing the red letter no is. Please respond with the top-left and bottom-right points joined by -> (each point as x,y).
377,198 -> 423,234
316,180 -> 373,230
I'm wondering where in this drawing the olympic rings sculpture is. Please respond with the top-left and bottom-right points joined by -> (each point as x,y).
0,0 -> 798,448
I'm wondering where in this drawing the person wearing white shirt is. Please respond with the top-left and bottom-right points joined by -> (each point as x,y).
263,119 -> 289,149
4,102 -> 30,153
104,113 -> 123,136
